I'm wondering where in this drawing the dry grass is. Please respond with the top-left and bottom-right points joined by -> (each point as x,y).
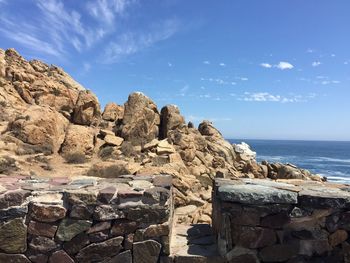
64,152 -> 87,164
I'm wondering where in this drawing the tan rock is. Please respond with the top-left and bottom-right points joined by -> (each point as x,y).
120,92 -> 160,145
102,102 -> 124,121
157,139 -> 176,155
104,134 -> 124,146
61,125 -> 95,155
8,105 -> 69,153
159,104 -> 185,139
72,90 -> 101,126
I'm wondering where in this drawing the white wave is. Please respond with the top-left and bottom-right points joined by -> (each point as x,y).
257,155 -> 296,162
310,157 -> 350,163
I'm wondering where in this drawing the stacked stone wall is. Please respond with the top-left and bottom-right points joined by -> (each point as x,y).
0,174 -> 173,262
213,178 -> 350,262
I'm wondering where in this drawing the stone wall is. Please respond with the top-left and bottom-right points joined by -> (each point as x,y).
213,178 -> 350,263
0,174 -> 173,262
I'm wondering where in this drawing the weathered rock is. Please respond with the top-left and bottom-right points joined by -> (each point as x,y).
102,102 -> 124,122
28,221 -> 57,238
157,139 -> 176,155
8,105 -> 69,153
0,253 -> 30,263
56,219 -> 92,241
111,219 -> 138,236
226,246 -> 259,263
198,120 -> 222,138
29,236 -> 59,253
104,134 -> 124,146
159,105 -> 185,139
108,250 -> 132,263
30,203 -> 66,222
76,236 -> 124,262
218,184 -> 298,204
72,90 -> 101,126
120,92 -> 160,145
60,125 -> 95,155
49,250 -> 74,263
231,225 -> 277,249
93,205 -> 125,220
62,233 -> 90,255
0,218 -> 27,253
259,243 -> 299,262
329,229 -> 348,247
133,240 -> 162,263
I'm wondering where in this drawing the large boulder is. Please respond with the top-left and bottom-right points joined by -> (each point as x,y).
102,102 -> 124,122
7,105 -> 69,153
159,104 -> 185,139
60,125 -> 96,155
120,92 -> 160,145
198,120 -> 222,138
72,90 -> 101,126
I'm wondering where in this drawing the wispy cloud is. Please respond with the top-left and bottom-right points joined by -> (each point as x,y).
219,62 -> 226,67
312,61 -> 322,67
203,60 -> 210,65
239,92 -> 309,103
102,18 -> 179,63
275,61 -> 294,70
260,63 -> 272,68
87,0 -> 131,25
0,0 -> 124,58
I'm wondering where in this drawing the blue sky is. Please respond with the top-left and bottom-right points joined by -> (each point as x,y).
1,0 -> 349,140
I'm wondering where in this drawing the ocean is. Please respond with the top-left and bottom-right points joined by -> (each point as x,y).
228,139 -> 350,184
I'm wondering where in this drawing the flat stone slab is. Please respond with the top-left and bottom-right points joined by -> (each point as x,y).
218,184 -> 298,204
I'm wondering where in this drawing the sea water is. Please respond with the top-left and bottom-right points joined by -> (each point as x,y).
228,139 -> 350,183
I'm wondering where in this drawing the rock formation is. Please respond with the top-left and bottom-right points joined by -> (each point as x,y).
0,48 -> 325,224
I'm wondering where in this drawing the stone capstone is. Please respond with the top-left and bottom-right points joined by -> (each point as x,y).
218,184 -> 298,205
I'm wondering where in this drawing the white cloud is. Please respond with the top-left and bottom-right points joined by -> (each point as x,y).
83,62 -> 91,72
87,0 -> 131,25
219,63 -> 226,67
203,61 -> 210,65
240,77 -> 248,81
260,63 -> 272,68
275,61 -> 294,70
168,62 -> 172,67
312,61 -> 322,67
179,85 -> 189,96
240,92 -> 308,103
331,54 -> 336,57
103,19 -> 179,63
306,48 -> 315,53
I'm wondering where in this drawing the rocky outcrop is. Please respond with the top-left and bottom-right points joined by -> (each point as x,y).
120,92 -> 160,145
102,102 -> 124,122
0,48 -> 324,225
159,105 -> 185,139
60,125 -> 95,156
7,105 -> 69,154
72,90 -> 101,126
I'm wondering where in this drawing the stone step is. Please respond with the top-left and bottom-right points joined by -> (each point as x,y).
170,224 -> 225,263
